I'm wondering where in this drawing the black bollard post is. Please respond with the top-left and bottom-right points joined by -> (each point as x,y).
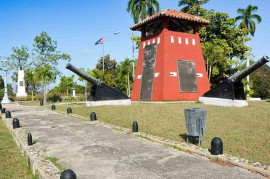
51,104 -> 55,110
67,107 -> 72,114
60,169 -> 77,179
210,137 -> 223,155
28,132 -> 33,146
13,118 -> 20,129
90,112 -> 97,121
1,108 -> 6,114
40,100 -> 43,106
5,111 -> 11,118
132,121 -> 138,132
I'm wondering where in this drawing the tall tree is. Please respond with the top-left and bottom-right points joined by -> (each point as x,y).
235,5 -> 262,37
8,45 -> 29,70
117,58 -> 134,96
96,54 -> 117,73
178,0 -> 209,16
32,31 -> 71,105
59,75 -> 75,95
127,0 -> 160,23
200,11 -> 250,84
35,64 -> 56,103
201,41 -> 229,82
24,67 -> 39,101
251,64 -> 270,99
236,5 -> 261,95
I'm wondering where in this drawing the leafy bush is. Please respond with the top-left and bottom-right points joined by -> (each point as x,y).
16,96 -> 27,101
8,95 -> 15,102
16,95 -> 34,101
76,95 -> 86,101
47,93 -> 62,102
35,93 -> 44,101
62,96 -> 76,102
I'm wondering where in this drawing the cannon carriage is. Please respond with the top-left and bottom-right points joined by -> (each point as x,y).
203,55 -> 269,100
66,63 -> 129,101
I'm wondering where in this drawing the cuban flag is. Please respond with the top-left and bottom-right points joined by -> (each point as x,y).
95,38 -> 103,45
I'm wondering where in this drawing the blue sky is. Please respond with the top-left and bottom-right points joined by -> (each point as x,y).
0,0 -> 269,90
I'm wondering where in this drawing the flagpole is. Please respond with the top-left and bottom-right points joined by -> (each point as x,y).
103,37 -> 104,73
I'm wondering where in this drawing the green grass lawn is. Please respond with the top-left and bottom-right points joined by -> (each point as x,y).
20,100 -> 270,165
0,118 -> 36,179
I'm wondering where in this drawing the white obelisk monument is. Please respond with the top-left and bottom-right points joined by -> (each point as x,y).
16,67 -> 27,97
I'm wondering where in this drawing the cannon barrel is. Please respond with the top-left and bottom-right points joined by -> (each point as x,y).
66,63 -> 101,85
229,55 -> 269,83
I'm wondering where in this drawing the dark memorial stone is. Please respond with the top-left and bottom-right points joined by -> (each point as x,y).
40,100 -> 43,106
5,111 -> 11,118
177,60 -> 198,92
67,107 -> 72,114
132,121 -> 138,132
140,43 -> 157,100
51,104 -> 55,110
1,108 -> 6,114
13,118 -> 20,129
20,81 -> 23,86
211,137 -> 223,155
90,112 -> 96,121
28,132 -> 33,146
60,169 -> 77,179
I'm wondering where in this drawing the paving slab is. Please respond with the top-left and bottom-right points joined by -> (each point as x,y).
5,105 -> 265,179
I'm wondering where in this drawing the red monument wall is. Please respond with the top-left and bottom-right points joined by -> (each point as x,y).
131,27 -> 210,101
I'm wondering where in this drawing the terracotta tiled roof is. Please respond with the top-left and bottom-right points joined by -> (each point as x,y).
130,8 -> 210,31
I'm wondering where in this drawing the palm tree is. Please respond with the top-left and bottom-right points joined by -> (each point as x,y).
59,75 -> 74,95
235,5 -> 262,37
127,0 -> 160,23
236,5 -> 261,95
178,0 -> 209,16
35,64 -> 56,105
24,68 -> 39,101
118,58 -> 134,97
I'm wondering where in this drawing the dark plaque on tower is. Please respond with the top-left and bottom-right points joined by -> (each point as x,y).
177,60 -> 198,92
140,43 -> 157,100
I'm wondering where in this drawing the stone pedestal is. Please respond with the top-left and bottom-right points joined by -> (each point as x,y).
16,70 -> 27,97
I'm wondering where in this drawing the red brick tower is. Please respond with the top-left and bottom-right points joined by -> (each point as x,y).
131,9 -> 210,101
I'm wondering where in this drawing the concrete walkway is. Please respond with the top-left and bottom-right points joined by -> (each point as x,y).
4,104 -> 265,179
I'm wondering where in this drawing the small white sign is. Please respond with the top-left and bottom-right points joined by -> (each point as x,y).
197,73 -> 203,77
154,73 -> 160,77
137,75 -> 142,79
170,72 -> 177,76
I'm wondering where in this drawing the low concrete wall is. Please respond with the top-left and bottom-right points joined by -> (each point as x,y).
199,97 -> 248,107
86,99 -> 131,107
1,114 -> 60,179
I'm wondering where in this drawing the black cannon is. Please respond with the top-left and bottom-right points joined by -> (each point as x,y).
66,63 -> 129,101
203,55 -> 269,100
